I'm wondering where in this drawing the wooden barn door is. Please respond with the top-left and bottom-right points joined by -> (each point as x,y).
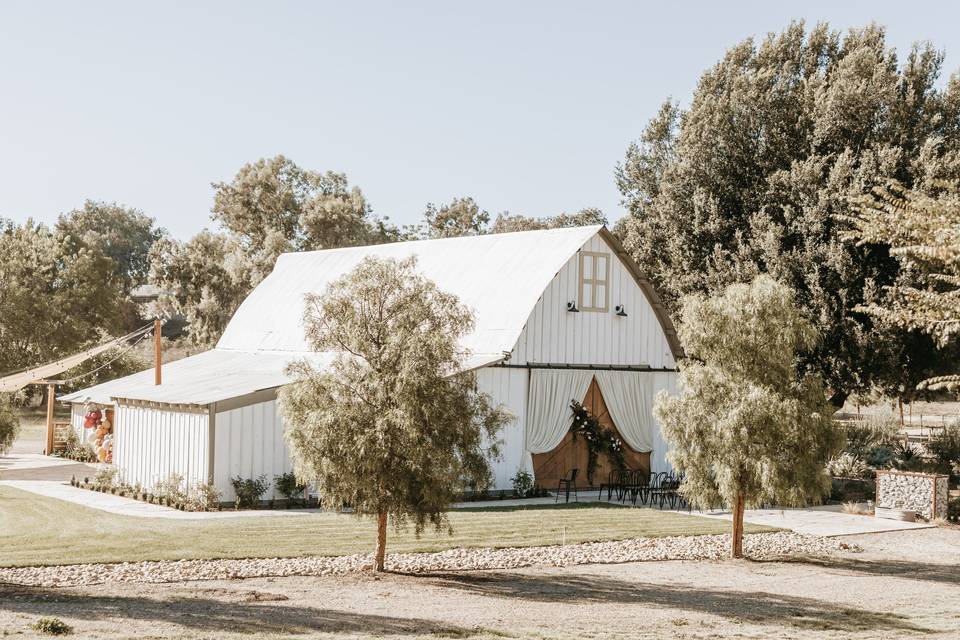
531,377 -> 650,490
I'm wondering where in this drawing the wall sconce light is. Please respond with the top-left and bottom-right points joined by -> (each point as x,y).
615,304 -> 628,317
566,301 -> 579,313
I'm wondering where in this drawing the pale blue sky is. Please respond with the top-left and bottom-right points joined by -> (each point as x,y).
2,1 -> 958,239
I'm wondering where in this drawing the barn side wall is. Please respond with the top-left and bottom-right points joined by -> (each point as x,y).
213,399 -> 294,501
510,234 -> 675,369
649,372 -> 678,474
113,403 -> 210,492
475,367 -> 529,491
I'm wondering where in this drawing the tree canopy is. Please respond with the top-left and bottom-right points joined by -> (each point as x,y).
616,22 -> 960,401
153,155 -> 402,346
0,219 -> 125,378
654,276 -> 842,557
278,256 -> 511,571
843,182 -> 960,390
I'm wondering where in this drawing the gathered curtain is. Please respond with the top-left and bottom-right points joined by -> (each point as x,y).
525,369 -> 594,454
594,370 -> 653,452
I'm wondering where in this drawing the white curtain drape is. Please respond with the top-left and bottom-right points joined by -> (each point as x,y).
595,370 -> 654,452
525,369 -> 594,454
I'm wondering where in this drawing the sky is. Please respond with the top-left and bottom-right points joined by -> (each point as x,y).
1,1 -> 959,240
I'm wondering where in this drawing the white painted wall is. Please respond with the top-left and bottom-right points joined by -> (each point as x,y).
114,403 -> 209,492
213,399 -> 294,501
511,234 -> 676,369
475,367 -> 529,490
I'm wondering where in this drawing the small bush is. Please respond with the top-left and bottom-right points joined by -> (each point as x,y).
511,469 -> 535,498
61,429 -> 97,463
187,482 -> 222,512
892,440 -> 924,471
0,393 -> 21,455
864,445 -> 895,469
93,466 -> 118,487
827,452 -> 869,479
31,617 -> 72,635
231,475 -> 270,509
154,473 -> 187,504
274,472 -> 307,505
928,426 -> 960,468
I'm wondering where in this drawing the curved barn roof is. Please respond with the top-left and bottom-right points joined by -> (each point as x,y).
63,226 -> 681,406
217,225 -> 603,357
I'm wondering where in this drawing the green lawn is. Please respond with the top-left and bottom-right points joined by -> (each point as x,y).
0,485 -> 772,567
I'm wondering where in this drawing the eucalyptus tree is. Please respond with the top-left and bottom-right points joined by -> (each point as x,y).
654,276 -> 842,558
278,256 -> 511,571
617,22 -> 960,402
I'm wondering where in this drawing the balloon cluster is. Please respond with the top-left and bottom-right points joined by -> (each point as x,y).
83,406 -> 113,463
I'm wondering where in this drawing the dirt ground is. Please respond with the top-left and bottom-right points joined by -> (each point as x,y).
2,527 -> 958,639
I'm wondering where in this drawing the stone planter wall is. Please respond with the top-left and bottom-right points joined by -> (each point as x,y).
876,470 -> 949,520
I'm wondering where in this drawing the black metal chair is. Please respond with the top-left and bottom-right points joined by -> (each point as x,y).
598,469 -> 626,501
556,468 -> 579,503
647,471 -> 669,508
622,469 -> 650,505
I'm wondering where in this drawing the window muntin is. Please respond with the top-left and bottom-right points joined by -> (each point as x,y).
579,251 -> 610,312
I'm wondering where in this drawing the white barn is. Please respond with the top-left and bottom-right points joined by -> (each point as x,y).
61,226 -> 682,501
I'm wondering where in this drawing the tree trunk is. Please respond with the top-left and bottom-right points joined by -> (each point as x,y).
373,512 -> 388,572
731,493 -> 745,559
898,397 -> 904,428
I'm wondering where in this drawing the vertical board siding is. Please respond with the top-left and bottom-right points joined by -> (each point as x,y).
475,367 -> 529,490
510,234 -> 675,369
113,403 -> 209,492
214,399 -> 294,501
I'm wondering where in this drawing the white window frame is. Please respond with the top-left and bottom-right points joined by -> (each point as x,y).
579,251 -> 610,312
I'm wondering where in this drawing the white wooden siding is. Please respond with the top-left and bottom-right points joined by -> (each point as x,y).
70,403 -> 85,441
114,403 -> 209,492
510,234 -> 675,369
214,399 -> 293,501
475,367 -> 528,490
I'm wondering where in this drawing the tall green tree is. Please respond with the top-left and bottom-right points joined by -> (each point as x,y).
153,155 -> 401,346
278,256 -> 511,571
0,219 -> 124,377
56,200 -> 164,290
57,200 -> 165,331
148,231 -> 249,347
654,276 -> 842,558
420,197 -> 490,238
616,22 -> 960,402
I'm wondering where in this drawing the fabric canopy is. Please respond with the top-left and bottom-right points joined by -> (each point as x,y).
595,370 -> 654,452
525,369 -> 594,454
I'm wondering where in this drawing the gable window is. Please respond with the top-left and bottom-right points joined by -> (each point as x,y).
579,251 -> 610,312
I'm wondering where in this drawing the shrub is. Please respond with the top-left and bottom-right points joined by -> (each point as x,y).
62,429 -> 97,463
231,475 -> 270,509
827,452 -> 869,479
948,497 -> 959,522
892,440 -> 924,471
928,427 -> 960,469
31,617 -> 72,635
94,466 -> 118,487
511,469 -> 535,498
187,482 -> 222,512
274,472 -> 307,505
0,394 -> 20,454
864,445 -> 895,469
154,473 -> 187,504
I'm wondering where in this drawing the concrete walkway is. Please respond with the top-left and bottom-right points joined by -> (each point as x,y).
688,504 -> 935,536
0,480 -> 319,520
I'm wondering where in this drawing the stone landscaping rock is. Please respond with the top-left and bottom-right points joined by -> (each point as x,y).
0,532 -> 855,587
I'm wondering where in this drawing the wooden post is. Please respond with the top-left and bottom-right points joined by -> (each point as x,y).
44,382 -> 55,455
154,318 -> 162,386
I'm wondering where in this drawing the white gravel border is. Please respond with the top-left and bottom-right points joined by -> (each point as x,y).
0,532 -> 857,587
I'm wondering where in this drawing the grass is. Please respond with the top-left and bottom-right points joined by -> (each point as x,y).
0,486 -> 773,567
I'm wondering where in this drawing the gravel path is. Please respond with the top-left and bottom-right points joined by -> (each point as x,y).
0,531 -> 854,587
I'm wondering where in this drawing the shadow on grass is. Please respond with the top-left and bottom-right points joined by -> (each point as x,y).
416,572 -> 929,634
0,586 -> 481,637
